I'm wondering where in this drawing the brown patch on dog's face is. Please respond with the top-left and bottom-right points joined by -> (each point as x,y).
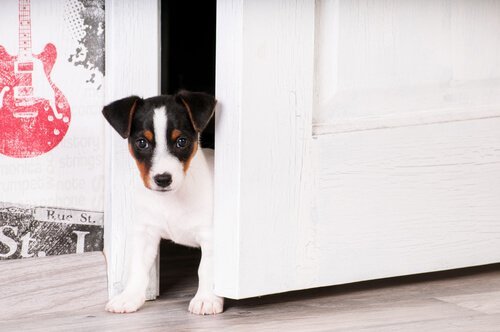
171,129 -> 182,141
135,159 -> 151,188
182,141 -> 198,173
144,130 -> 154,142
128,142 -> 152,188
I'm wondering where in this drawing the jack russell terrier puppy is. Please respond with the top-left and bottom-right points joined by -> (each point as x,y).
102,90 -> 223,315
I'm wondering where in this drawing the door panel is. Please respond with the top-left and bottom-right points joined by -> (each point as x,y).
313,118 -> 500,287
314,0 -> 500,126
215,0 -> 500,299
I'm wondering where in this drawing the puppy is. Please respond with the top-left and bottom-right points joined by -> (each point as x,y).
102,91 -> 223,315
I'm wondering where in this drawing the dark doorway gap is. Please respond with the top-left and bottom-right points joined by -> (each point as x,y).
159,0 -> 216,296
161,0 -> 216,150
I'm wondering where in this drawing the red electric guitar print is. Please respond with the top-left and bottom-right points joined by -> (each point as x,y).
0,0 -> 71,158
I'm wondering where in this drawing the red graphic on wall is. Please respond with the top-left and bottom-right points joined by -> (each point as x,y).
0,0 -> 71,158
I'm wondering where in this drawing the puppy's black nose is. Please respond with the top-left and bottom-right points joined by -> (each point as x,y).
154,173 -> 172,188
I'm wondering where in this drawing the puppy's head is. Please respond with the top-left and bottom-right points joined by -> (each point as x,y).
103,91 -> 216,192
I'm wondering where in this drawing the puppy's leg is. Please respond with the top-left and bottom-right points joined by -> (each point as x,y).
189,239 -> 224,315
106,228 -> 160,313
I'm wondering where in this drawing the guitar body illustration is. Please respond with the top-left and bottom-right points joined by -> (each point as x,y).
0,0 -> 71,158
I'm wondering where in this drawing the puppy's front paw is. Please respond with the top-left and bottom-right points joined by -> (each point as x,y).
188,293 -> 224,315
105,291 -> 146,314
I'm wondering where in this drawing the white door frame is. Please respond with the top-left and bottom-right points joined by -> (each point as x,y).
104,0 -> 161,300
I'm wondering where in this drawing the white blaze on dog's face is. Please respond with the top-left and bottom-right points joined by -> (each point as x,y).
102,91 -> 216,193
149,107 -> 189,192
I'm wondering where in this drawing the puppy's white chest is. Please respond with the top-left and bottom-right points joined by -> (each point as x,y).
159,198 -> 206,247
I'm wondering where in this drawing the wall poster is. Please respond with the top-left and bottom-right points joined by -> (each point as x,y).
0,0 -> 105,259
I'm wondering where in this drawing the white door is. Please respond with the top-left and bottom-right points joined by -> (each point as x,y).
214,0 -> 500,299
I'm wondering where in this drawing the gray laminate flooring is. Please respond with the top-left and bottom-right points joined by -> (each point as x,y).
2,246 -> 500,331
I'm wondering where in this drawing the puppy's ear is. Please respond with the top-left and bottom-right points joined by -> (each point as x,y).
102,96 -> 142,139
175,90 -> 216,132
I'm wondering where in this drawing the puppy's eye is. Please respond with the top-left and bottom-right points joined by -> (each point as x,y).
135,138 -> 150,150
176,137 -> 188,149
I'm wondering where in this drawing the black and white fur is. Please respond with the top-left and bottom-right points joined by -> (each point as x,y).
102,91 -> 223,315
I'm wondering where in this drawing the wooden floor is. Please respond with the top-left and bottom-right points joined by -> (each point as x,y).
2,244 -> 500,331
